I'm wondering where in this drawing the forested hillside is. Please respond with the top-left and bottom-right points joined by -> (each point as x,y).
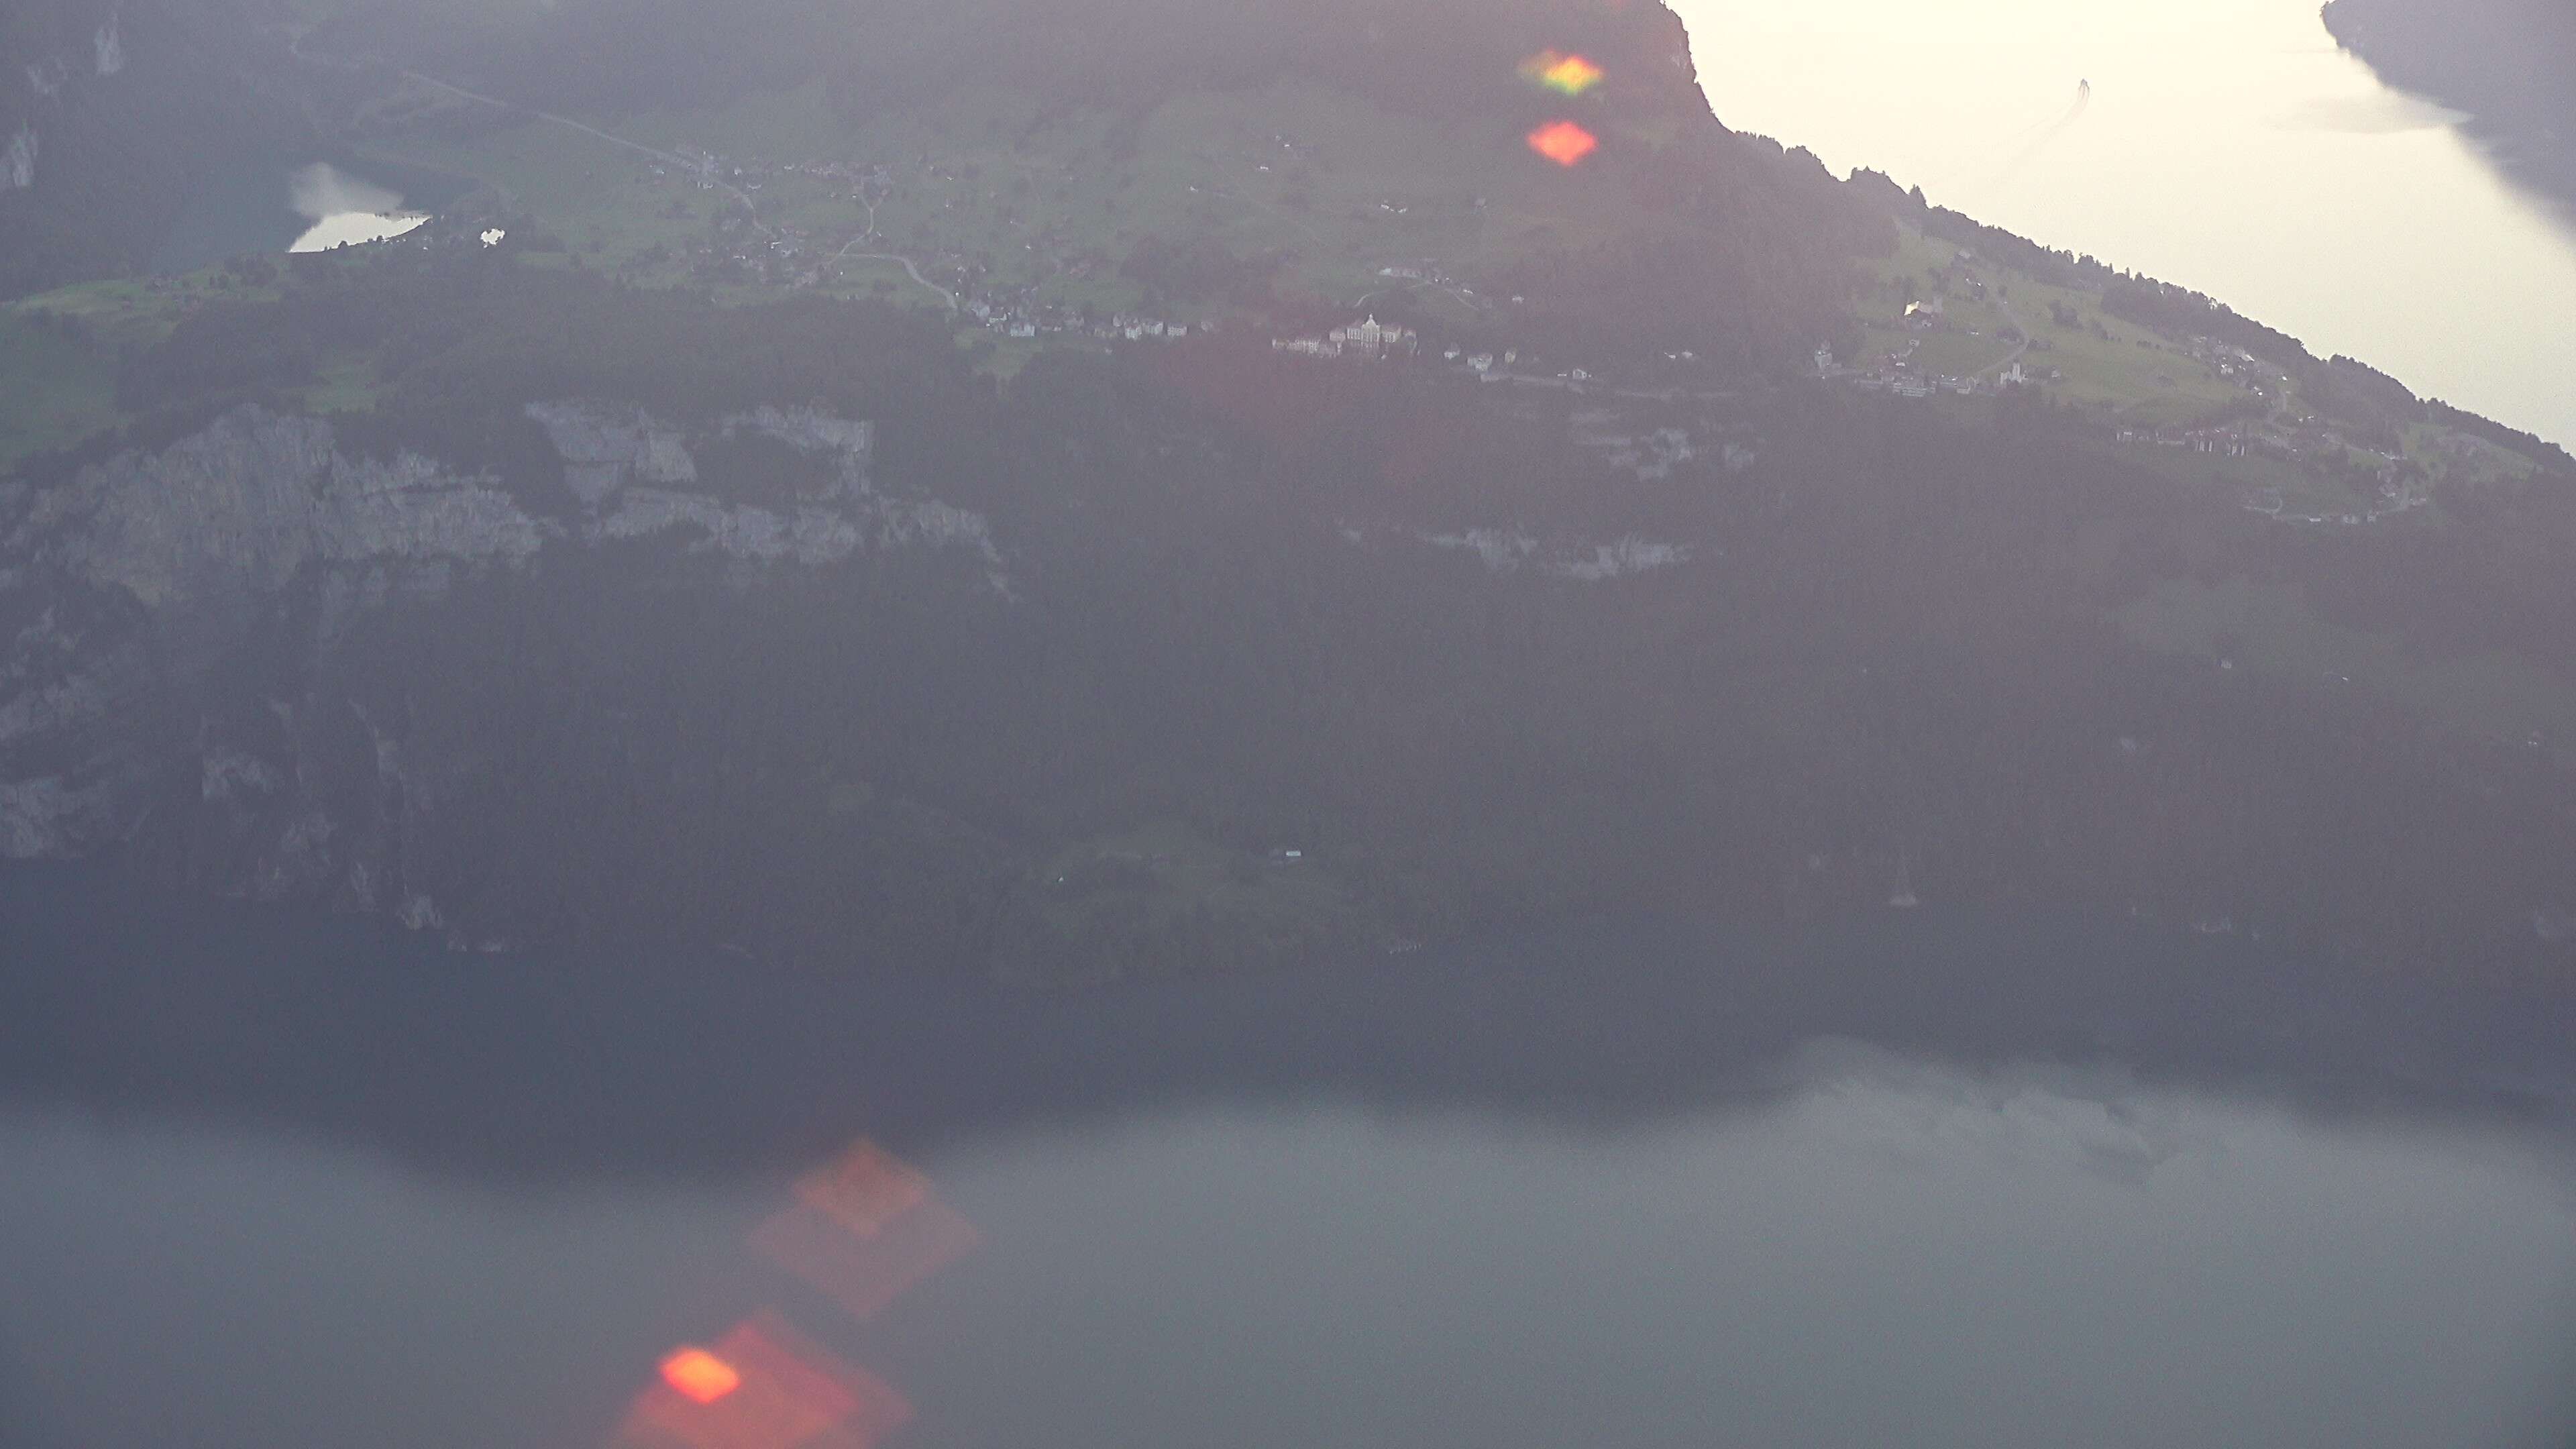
3,0 -> 2574,990
7,244 -> 2575,987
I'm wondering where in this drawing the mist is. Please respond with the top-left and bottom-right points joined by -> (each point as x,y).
286,161 -> 421,252
288,162 -> 402,223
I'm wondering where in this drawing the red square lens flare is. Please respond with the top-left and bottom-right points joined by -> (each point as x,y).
659,1348 -> 743,1405
1527,120 -> 1600,168
749,1140 -> 982,1321
623,1314 -> 912,1449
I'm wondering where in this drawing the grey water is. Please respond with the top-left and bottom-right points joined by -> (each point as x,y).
2,865 -> 2572,1448
152,154 -> 469,276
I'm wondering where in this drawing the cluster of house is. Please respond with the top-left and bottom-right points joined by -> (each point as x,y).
2116,413 -> 2424,479
663,146 -> 735,190
2113,425 -> 2254,455
1258,321 -> 1646,396
659,147 -> 902,194
1375,261 -> 1478,296
2242,470 -> 2432,527
2184,335 -> 2273,388
1818,341 -> 2042,400
964,300 -> 1201,342
784,159 -> 895,188
1273,314 -> 1421,360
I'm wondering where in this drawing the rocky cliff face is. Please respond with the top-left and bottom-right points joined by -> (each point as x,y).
1,126 -> 32,192
0,402 -> 1001,941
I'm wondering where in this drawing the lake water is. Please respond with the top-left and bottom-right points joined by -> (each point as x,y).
1674,0 -> 2576,445
3,867 -> 2572,1448
152,156 -> 465,276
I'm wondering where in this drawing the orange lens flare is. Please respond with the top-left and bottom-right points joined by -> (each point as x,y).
751,1140 -> 982,1322
659,1348 -> 743,1406
792,1139 -> 928,1238
1527,120 -> 1600,168
625,1315 -> 912,1449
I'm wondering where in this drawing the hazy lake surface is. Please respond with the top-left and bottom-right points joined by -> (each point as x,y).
1676,0 -> 2576,445
3,867 -> 2572,1448
153,157 -> 458,275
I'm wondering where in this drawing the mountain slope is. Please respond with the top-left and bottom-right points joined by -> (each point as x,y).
2,0 -> 2573,988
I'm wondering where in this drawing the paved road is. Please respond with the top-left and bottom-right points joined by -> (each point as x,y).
826,241 -> 959,310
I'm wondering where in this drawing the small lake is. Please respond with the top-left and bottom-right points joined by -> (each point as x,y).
152,155 -> 470,276
3,867 -> 2572,1448
1674,0 -> 2576,445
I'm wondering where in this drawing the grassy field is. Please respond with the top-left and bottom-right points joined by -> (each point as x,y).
1859,223 -> 2249,425
1844,222 -> 2546,520
3,256 -> 398,460
351,75 -> 1653,322
364,115 -> 731,271
0,311 -> 122,471
2400,420 -> 2541,488
1135,85 -> 1651,301
2131,447 -> 2378,519
2118,574 -> 2576,752
1014,818 -> 1362,976
14,271 -> 275,352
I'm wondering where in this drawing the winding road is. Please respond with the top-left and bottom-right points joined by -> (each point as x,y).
825,239 -> 959,310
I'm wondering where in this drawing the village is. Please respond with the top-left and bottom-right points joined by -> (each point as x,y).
1807,233 -> 2555,527
39,70 -> 2547,532
635,144 -> 1662,390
